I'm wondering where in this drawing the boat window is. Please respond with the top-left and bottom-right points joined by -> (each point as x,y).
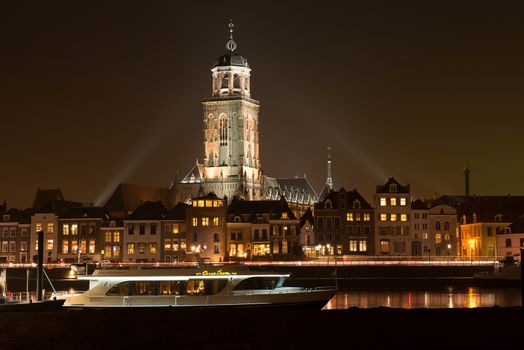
233,277 -> 280,291
187,279 -> 227,295
106,282 -> 130,296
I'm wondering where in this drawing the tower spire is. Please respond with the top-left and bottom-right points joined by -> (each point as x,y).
226,19 -> 237,52
326,146 -> 334,190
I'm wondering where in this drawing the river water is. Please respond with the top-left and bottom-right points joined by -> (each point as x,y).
323,286 -> 521,309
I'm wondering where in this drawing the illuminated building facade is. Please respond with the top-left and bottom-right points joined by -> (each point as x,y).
374,178 -> 412,256
315,188 -> 374,256
496,216 -> 524,262
0,209 -> 30,263
161,202 -> 188,263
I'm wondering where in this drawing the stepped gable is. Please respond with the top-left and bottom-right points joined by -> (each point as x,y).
127,201 -> 169,220
104,183 -> 170,213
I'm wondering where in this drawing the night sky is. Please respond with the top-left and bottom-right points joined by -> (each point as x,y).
1,1 -> 523,209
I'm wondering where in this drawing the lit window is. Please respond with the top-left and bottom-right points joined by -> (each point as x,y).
349,240 -> 358,252
35,223 -> 42,232
127,243 -> 135,255
213,217 -> 219,226
47,223 -> 54,233
113,232 -> 120,243
422,232 -> 428,240
89,240 -> 95,254
435,234 -> 442,244
138,243 -> 146,254
62,241 -> 69,254
205,200 -> 213,207
390,198 -> 397,206
400,214 -> 407,222
355,213 -> 361,221
390,214 -> 397,222
197,200 -> 204,207
380,240 -> 390,253
282,212 -> 288,219
359,240 -> 367,252
400,198 -> 407,206
202,217 -> 209,226
80,240 -> 86,254
21,242 -> 27,252
71,241 -> 78,254
444,233 -> 450,241
380,214 -> 387,222
363,213 -> 370,221
63,225 -> 69,235
172,224 -> 179,234
71,224 -> 78,235
46,239 -> 53,251
164,240 -> 172,251
149,243 -> 157,254
380,198 -> 386,206
105,232 -> 112,243
192,218 -> 198,226
347,213 -> 353,221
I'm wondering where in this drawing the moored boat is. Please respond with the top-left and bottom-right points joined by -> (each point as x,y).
64,266 -> 335,309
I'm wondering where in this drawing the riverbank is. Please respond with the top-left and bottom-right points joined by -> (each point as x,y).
0,307 -> 522,350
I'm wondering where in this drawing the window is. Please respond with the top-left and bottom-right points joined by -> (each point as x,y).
80,240 -> 86,254
21,228 -> 27,237
380,240 -> 390,254
380,198 -> 386,206
355,213 -> 361,221
2,228 -> 8,237
214,244 -> 220,254
436,222 -> 441,230
422,223 -> 427,230
89,240 -> 95,254
347,213 -> 353,221
380,214 -> 387,222
149,243 -> 157,254
71,241 -> 78,254
127,224 -> 134,235
359,240 -> 367,252
192,218 -> 198,227
281,212 -> 288,219
214,233 -> 219,242
349,240 -> 358,252
363,213 -> 370,221
334,217 -> 341,229
253,229 -> 259,240
46,239 -> 53,251
150,224 -> 157,235
47,223 -> 54,233
317,217 -> 324,230
435,233 -> 442,244
63,224 -> 69,235
390,198 -> 397,206
80,225 -> 87,235
520,238 -> 524,247
444,222 -> 450,230
138,243 -> 146,254
127,243 -> 135,255
389,184 -> 397,192
202,218 -> 209,227
1,242 -> 7,252
444,233 -> 450,241
139,224 -> 145,235
422,232 -> 429,240
414,213 -> 419,219
197,200 -> 204,207
390,214 -> 397,222
212,217 -> 219,226
172,224 -> 179,234
113,232 -> 120,243
9,227 -> 15,237
353,200 -> 361,209
422,213 -> 427,219
400,198 -> 407,206
62,241 -> 69,254
71,224 -> 78,235
21,242 -> 27,252
35,223 -> 42,233
326,217 -> 332,230
105,232 -> 112,243
205,200 -> 213,208
9,241 -> 16,252
400,214 -> 407,222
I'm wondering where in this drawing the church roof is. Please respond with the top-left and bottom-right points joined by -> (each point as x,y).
213,52 -> 249,69
264,177 -> 318,204
32,188 -> 64,210
181,163 -> 204,184
103,183 -> 171,214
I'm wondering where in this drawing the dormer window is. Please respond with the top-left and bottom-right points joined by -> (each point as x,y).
353,200 -> 361,209
389,184 -> 397,193
495,214 -> 502,222
109,221 -> 116,227
281,212 -> 288,219
233,216 -> 242,223
325,200 -> 332,209
256,216 -> 264,224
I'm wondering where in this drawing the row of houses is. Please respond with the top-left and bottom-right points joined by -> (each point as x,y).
2,178 -> 524,263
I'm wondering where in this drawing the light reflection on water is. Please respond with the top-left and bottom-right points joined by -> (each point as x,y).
324,287 -> 521,309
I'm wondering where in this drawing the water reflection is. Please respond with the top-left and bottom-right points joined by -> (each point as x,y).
324,286 -> 521,309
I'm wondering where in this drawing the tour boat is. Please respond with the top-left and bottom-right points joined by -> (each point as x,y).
63,266 -> 336,309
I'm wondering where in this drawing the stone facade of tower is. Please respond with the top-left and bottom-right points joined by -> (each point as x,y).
200,24 -> 263,201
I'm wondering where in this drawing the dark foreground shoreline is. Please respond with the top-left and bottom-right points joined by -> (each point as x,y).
1,307 -> 523,350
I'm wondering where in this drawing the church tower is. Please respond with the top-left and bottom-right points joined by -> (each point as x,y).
201,21 -> 262,201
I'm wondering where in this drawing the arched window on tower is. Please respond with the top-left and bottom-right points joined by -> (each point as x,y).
233,74 -> 240,89
219,116 -> 228,146
221,74 -> 229,89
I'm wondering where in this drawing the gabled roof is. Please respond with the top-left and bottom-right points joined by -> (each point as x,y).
103,183 -> 171,213
127,201 -> 168,220
300,208 -> 314,228
315,188 -> 372,210
1,208 -> 32,224
32,188 -> 64,210
181,163 -> 204,184
167,202 -> 188,220
376,177 -> 410,194
411,199 -> 428,210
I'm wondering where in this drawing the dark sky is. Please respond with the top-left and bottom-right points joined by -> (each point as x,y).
1,0 -> 523,209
